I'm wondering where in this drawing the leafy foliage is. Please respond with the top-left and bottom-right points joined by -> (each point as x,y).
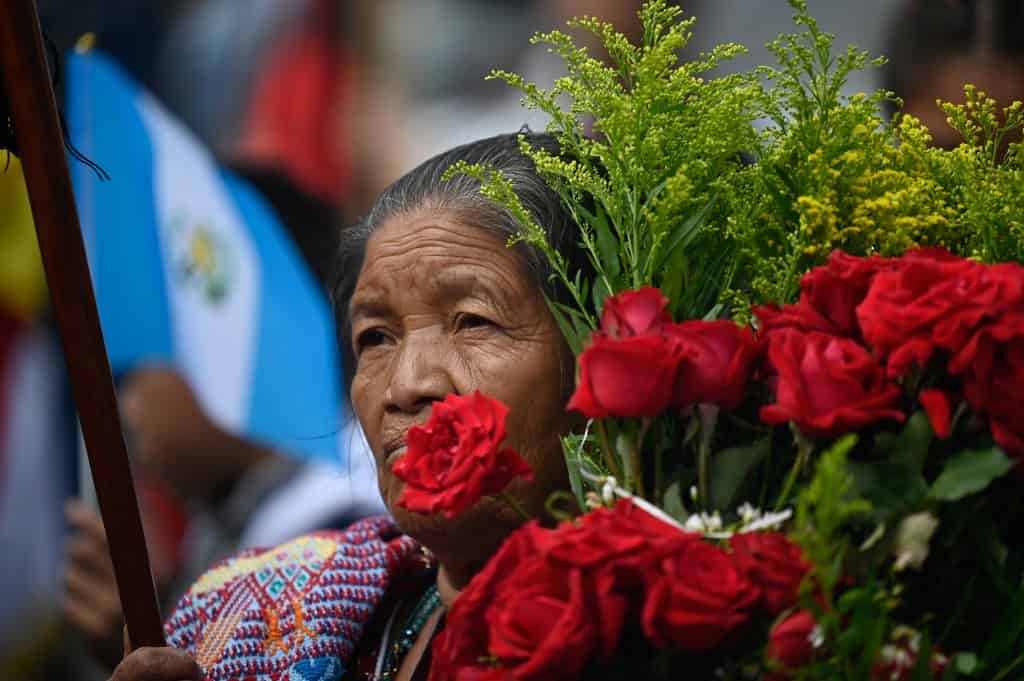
486,0 -> 759,324
453,0 -> 1024,325
445,1 -> 1024,679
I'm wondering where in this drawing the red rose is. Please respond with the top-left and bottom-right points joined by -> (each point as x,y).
485,561 -> 626,681
947,307 -> 1024,379
430,521 -> 628,681
760,329 -> 905,439
452,668 -> 515,681
730,532 -> 811,615
918,389 -> 953,439
601,286 -> 672,337
990,419 -> 1024,462
430,524 -> 542,681
931,263 -> 1024,368
754,301 -> 836,337
392,392 -> 533,519
642,539 -> 760,650
857,253 -> 1022,377
666,320 -> 761,410
536,500 -> 697,590
958,313 -> 1024,459
567,332 -> 684,418
803,251 -> 897,334
949,305 -> 1024,376
755,250 -> 896,338
767,610 -> 818,670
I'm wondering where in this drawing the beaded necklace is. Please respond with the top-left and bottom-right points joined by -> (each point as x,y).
374,584 -> 442,681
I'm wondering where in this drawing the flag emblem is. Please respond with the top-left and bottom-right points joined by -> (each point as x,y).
168,216 -> 235,305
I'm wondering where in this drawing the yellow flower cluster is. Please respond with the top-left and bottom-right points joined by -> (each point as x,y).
459,0 -> 1024,324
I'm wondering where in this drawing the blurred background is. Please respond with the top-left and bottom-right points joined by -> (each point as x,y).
33,0 -> 910,221
2,1 -> 1022,679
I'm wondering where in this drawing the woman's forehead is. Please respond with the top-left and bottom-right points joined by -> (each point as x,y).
350,211 -> 531,312
363,210 -> 507,257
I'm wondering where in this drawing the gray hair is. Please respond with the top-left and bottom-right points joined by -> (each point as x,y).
331,131 -> 591,387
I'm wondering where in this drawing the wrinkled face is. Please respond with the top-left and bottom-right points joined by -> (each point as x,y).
349,208 -> 572,561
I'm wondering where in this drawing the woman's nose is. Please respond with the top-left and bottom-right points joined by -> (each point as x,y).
384,330 -> 453,414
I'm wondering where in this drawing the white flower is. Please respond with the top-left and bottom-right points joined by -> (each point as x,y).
707,512 -> 723,531
808,624 -> 825,649
601,477 -> 618,506
738,502 -> 759,523
737,508 -> 793,533
684,513 -> 707,533
878,644 -> 915,678
892,512 -> 940,571
683,511 -> 724,535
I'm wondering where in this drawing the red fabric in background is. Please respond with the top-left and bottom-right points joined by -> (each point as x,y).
139,480 -> 191,580
237,0 -> 351,203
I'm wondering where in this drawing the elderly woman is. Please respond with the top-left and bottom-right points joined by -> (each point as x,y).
109,132 -> 589,681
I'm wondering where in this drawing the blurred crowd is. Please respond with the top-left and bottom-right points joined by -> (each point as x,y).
2,1 -> 1022,680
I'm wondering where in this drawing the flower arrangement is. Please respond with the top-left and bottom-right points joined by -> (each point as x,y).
393,1 -> 1024,679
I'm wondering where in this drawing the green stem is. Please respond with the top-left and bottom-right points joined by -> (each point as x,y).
696,405 -> 718,511
775,455 -> 802,511
993,653 -> 1024,681
497,491 -> 532,522
632,444 -> 646,500
938,574 -> 977,645
654,445 -> 664,505
775,432 -> 814,510
631,418 -> 652,500
758,437 -> 772,510
596,419 -> 623,481
697,440 -> 710,512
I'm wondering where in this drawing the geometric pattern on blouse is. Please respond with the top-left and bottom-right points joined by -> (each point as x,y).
164,516 -> 419,681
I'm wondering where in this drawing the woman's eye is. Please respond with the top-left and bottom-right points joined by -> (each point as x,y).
455,313 -> 494,331
355,329 -> 388,354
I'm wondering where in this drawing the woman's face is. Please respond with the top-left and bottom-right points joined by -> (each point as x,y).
348,208 -> 572,562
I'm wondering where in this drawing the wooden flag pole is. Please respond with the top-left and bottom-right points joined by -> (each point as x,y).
0,0 -> 166,649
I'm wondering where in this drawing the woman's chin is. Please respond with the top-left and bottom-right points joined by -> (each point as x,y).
387,498 -> 520,568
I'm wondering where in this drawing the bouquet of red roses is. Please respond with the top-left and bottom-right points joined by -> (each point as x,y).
397,249 -> 1022,681
390,1 -> 1024,679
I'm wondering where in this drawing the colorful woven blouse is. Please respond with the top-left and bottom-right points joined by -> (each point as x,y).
165,516 -> 429,681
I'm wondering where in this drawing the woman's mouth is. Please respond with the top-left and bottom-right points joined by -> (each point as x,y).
385,445 -> 407,466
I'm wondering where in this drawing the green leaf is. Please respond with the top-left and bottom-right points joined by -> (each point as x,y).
658,247 -> 687,315
590,205 -> 622,279
910,633 -> 934,681
832,584 -> 888,678
953,652 -> 979,677
873,411 -> 934,473
652,195 -> 717,272
562,434 -> 587,510
981,585 -> 1024,666
663,481 -> 687,522
709,437 -> 770,511
591,277 -> 612,316
928,448 -> 1014,502
848,460 -> 928,523
545,295 -> 586,354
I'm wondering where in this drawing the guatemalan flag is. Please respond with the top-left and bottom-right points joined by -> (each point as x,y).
65,49 -> 343,464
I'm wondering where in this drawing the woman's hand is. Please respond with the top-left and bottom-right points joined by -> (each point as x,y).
110,629 -> 201,681
120,367 -> 274,503
64,499 -> 124,668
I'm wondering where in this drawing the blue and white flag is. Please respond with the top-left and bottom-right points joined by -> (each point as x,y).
66,50 -> 343,464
